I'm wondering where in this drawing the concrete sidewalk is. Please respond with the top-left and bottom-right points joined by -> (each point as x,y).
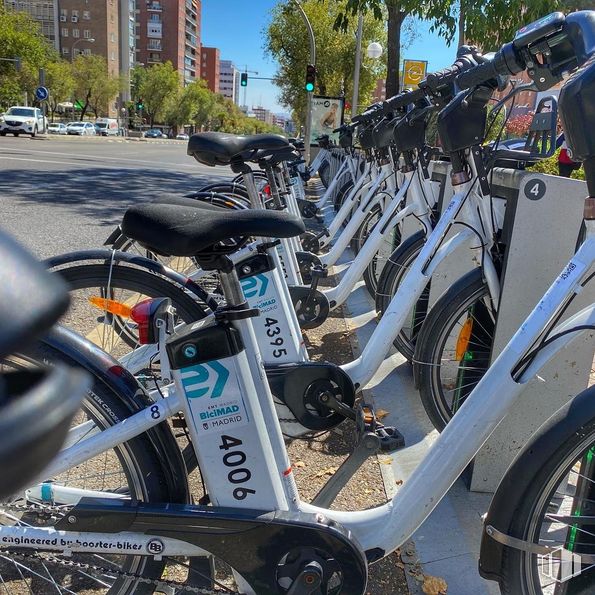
321,203 -> 499,595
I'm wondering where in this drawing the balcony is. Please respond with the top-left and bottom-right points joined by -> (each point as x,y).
147,2 -> 162,11
148,41 -> 162,50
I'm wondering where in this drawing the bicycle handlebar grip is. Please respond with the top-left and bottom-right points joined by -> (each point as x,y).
423,64 -> 461,88
456,59 -> 500,90
384,87 -> 425,111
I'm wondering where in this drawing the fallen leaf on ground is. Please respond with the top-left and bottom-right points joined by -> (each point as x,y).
314,466 -> 338,478
294,461 -> 305,468
395,479 -> 403,486
422,575 -> 448,594
376,409 -> 390,420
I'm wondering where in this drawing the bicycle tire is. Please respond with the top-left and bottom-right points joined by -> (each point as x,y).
494,385 -> 595,594
1,342 -> 179,594
374,231 -> 429,359
414,269 -> 496,431
318,159 -> 330,188
54,263 -> 207,356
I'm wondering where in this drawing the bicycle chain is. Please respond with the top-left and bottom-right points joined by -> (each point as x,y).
0,502 -> 235,594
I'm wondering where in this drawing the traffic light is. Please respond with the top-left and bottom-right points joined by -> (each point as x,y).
240,72 -> 248,87
136,99 -> 144,110
305,64 -> 316,92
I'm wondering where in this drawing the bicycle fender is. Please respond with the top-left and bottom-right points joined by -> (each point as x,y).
40,325 -> 191,505
479,385 -> 595,583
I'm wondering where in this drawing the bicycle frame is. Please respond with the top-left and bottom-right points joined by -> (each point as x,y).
15,237 -> 594,582
344,163 -> 503,388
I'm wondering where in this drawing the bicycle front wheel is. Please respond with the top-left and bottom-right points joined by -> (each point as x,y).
414,269 -> 496,431
497,385 -> 595,594
0,345 -> 176,594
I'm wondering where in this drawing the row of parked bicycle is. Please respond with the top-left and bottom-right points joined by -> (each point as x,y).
1,10 -> 595,595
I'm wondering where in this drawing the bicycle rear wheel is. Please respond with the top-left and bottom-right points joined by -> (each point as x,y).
54,263 -> 208,360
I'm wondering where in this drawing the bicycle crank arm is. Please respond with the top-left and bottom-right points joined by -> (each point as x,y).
55,498 -> 368,594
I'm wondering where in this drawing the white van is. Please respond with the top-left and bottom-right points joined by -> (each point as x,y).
95,118 -> 119,136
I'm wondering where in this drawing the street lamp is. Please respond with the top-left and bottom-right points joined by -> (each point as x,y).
71,37 -> 95,62
289,0 -> 315,164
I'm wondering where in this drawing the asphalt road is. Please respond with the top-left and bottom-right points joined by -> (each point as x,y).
0,135 -> 231,259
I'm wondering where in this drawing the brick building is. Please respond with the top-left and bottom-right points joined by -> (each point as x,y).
135,0 -> 201,85
57,0 -> 120,78
200,46 -> 219,93
4,0 -> 60,50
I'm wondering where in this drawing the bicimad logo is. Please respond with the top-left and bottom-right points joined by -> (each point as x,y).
241,273 -> 269,298
180,361 -> 229,399
539,546 -> 582,583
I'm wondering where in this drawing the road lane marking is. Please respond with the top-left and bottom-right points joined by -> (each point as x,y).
0,146 -> 198,168
0,154 -> 193,171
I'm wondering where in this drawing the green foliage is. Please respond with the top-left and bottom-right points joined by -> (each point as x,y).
265,0 -> 386,126
72,55 -> 119,119
528,148 -> 585,181
139,61 -> 180,126
0,6 -> 54,107
46,60 -> 75,120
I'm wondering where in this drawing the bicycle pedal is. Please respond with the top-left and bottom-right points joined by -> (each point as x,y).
310,265 -> 328,281
376,426 -> 405,452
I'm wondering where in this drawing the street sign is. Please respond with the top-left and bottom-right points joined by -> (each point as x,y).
35,86 -> 49,101
402,60 -> 428,88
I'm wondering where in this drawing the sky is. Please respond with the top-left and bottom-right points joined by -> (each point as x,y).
201,0 -> 460,115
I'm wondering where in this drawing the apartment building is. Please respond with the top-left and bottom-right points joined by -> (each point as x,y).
200,46 -> 219,93
219,59 -> 239,104
252,105 -> 273,126
135,0 -> 201,84
3,0 -> 60,50
119,0 -> 135,100
57,0 -> 120,77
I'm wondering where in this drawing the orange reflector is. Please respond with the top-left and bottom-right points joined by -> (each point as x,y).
88,296 -> 133,318
455,318 -> 473,361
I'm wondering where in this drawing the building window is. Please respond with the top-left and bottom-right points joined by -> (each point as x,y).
71,9 -> 78,22
110,32 -> 115,42
83,10 -> 90,20
72,29 -> 79,38
83,29 -> 91,38
83,48 -> 91,56
61,27 -> 68,37
111,51 -> 115,61
62,47 -> 69,55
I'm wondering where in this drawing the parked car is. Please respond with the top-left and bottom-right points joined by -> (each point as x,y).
176,133 -> 189,140
47,122 -> 68,135
144,128 -> 164,138
67,122 -> 97,136
0,106 -> 47,137
95,118 -> 119,136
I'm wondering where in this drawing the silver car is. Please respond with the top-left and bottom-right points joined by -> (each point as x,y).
67,122 -> 97,136
48,122 -> 68,135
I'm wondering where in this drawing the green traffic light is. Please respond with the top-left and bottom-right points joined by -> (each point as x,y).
305,82 -> 314,92
241,81 -> 247,87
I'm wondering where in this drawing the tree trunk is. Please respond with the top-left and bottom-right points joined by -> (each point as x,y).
458,1 -> 466,47
386,3 -> 405,99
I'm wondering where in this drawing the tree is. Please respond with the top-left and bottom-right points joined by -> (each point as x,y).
46,60 -> 75,121
72,55 -> 119,119
0,7 -> 53,107
139,61 -> 179,126
266,0 -> 386,126
333,0 -> 454,98
89,74 -> 121,118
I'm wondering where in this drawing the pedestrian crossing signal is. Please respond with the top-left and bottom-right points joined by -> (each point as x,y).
305,64 -> 316,92
241,72 -> 248,87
